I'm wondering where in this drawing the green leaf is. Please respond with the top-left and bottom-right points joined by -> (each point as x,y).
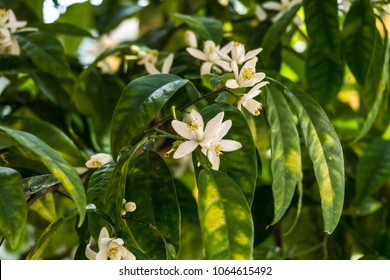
26,209 -> 79,260
110,74 -> 188,159
305,43 -> 345,104
341,0 -> 385,106
303,0 -> 341,61
0,54 -> 21,71
260,4 -> 301,67
356,138 -> 390,203
0,116 -> 86,166
0,167 -> 27,249
284,90 -> 344,233
197,169 -> 253,259
264,86 -> 302,225
16,31 -> 73,79
22,174 -> 59,196
30,22 -> 93,37
201,104 -> 258,205
0,126 -> 86,226
175,13 -> 223,43
125,151 -> 181,259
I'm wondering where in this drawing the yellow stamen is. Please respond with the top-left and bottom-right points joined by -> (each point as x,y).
242,68 -> 254,80
0,9 -> 7,17
107,246 -> 120,259
234,41 -> 241,47
188,118 -> 200,131
215,144 -> 223,156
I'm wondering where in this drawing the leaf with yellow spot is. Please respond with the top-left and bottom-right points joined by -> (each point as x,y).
284,89 -> 344,234
198,169 -> 253,259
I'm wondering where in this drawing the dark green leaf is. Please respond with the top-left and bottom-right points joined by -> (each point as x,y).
110,74 -> 188,159
0,116 -> 86,166
265,86 -> 302,225
260,4 -> 301,67
197,169 -> 253,259
0,126 -> 86,226
356,138 -> 390,203
125,151 -> 181,259
175,13 -> 223,43
0,54 -> 21,71
0,167 -> 26,249
304,0 -> 341,61
305,43 -> 345,104
31,22 -> 93,37
201,104 -> 257,206
26,209 -> 79,260
284,90 -> 344,233
16,31 -> 73,79
22,174 -> 59,196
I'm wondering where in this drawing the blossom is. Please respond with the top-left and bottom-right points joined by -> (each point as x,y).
0,9 -> 27,55
225,58 -> 266,89
145,53 -> 174,74
237,81 -> 269,116
256,0 -> 303,25
85,227 -> 136,260
86,153 -> 112,169
186,40 -> 232,75
171,110 -> 242,170
184,30 -> 198,48
124,201 -> 137,212
221,41 -> 263,65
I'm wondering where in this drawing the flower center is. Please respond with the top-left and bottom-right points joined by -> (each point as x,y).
214,144 -> 223,156
107,246 -> 120,259
0,9 -> 7,17
242,68 -> 254,80
188,118 -> 200,131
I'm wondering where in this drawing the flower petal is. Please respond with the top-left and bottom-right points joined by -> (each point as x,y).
171,120 -> 194,140
207,149 -> 221,170
162,53 -> 174,74
190,109 -> 204,129
244,98 -> 263,116
200,62 -> 213,75
85,244 -> 97,260
215,60 -> 232,72
220,139 -> 242,152
225,79 -> 240,89
204,112 -> 225,140
186,47 -> 206,61
173,140 -> 199,159
244,47 -> 263,61
263,1 -> 282,10
145,62 -> 160,74
122,248 -> 136,260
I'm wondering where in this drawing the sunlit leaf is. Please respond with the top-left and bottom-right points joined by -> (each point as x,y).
197,169 -> 253,259
284,90 -> 344,234
125,151 -> 181,259
26,209 -> 79,260
356,138 -> 390,203
265,86 -> 302,225
201,104 -> 257,205
22,174 -> 59,196
0,126 -> 86,226
0,167 -> 26,249
110,74 -> 188,159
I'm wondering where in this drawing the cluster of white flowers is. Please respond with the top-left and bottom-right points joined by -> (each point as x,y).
0,9 -> 27,55
131,46 -> 174,75
255,0 -> 303,25
86,227 -> 136,260
171,109 -> 242,170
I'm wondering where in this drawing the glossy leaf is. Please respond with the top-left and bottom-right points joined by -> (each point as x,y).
197,169 -> 253,259
110,74 -> 188,159
125,151 -> 181,259
305,43 -> 345,104
0,167 -> 27,249
22,174 -> 59,196
201,103 -> 257,205
175,13 -> 223,43
0,126 -> 86,226
356,138 -> 390,203
31,22 -> 93,37
260,4 -> 301,67
0,116 -> 86,166
304,0 -> 341,61
26,209 -> 79,260
284,90 -> 344,233
16,31 -> 73,79
265,86 -> 302,225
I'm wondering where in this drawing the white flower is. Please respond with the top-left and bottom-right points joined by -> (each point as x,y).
255,4 -> 268,21
237,81 -> 269,116
85,227 -> 136,260
184,30 -> 198,48
258,0 -> 303,25
0,9 -> 27,55
171,110 -> 242,170
226,58 -> 266,89
186,40 -> 232,75
136,48 -> 159,66
125,201 -> 137,212
85,153 -> 112,169
145,53 -> 174,74
224,41 -> 263,65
